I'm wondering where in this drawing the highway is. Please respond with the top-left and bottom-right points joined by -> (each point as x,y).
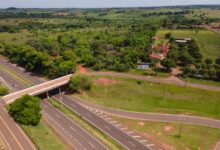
0,102 -> 36,150
0,61 -> 109,150
0,57 -> 151,149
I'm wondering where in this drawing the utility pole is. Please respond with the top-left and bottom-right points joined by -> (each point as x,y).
178,118 -> 183,138
162,84 -> 166,100
59,88 -> 63,111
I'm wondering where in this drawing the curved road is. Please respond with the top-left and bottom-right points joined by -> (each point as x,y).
66,95 -> 220,129
88,72 -> 220,92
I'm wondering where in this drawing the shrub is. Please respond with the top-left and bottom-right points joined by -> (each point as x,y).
0,86 -> 9,96
9,95 -> 41,125
69,74 -> 91,93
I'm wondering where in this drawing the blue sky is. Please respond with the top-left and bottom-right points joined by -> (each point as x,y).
0,0 -> 220,8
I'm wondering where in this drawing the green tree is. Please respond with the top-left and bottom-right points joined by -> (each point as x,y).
0,86 -> 9,96
69,75 -> 91,93
161,58 -> 176,71
9,95 -> 41,125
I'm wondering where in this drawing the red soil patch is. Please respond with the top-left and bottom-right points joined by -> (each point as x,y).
94,78 -> 117,86
137,121 -> 145,126
164,126 -> 174,132
77,64 -> 89,74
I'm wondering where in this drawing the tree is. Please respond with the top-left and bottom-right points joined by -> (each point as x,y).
161,58 -> 176,71
0,86 -> 9,96
205,58 -> 213,65
165,32 -> 171,39
69,75 -> 91,93
215,57 -> 220,65
9,95 -> 41,125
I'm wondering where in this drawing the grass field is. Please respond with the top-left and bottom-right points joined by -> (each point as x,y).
157,29 -> 220,60
113,116 -> 220,150
77,76 -> 220,119
22,121 -> 67,150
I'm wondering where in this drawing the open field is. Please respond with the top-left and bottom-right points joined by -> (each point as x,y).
113,116 -> 220,150
77,76 -> 220,119
22,121 -> 67,150
157,29 -> 220,60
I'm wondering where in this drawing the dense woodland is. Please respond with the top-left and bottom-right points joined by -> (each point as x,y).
0,6 -> 220,81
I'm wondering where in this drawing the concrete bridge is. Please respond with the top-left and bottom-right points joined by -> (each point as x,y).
2,74 -> 72,104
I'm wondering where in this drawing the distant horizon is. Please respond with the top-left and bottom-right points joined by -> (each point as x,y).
0,0 -> 220,9
2,4 -> 220,9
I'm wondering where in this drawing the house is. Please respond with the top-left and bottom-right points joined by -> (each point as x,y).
137,62 -> 150,70
175,38 -> 191,43
150,54 -> 165,60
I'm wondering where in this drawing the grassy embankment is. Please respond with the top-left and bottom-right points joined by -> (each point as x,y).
77,76 -> 220,119
113,116 -> 220,150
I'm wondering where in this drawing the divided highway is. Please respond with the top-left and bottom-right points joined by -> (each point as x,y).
0,57 -> 151,149
0,62 -> 108,150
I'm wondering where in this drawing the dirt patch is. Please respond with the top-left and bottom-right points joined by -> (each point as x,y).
164,126 -> 174,132
137,121 -> 145,126
94,78 -> 118,86
77,64 -> 89,74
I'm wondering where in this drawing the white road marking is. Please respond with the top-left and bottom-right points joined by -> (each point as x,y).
140,140 -> 148,143
70,126 -> 76,132
127,131 -> 134,134
128,141 -> 136,147
104,125 -> 111,130
89,142 -> 95,148
133,135 -> 141,138
146,144 -> 154,147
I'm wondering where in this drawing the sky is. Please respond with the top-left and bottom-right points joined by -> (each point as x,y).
0,0 -> 220,8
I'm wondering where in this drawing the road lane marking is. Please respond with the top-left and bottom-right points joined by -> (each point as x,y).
133,135 -> 141,138
0,116 -> 24,150
104,125 -> 111,130
70,126 -> 76,132
89,142 -> 95,148
146,144 -> 154,147
140,140 -> 148,143
128,141 -> 136,147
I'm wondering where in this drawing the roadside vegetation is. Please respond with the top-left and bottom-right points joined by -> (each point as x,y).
77,76 -> 220,119
0,85 -> 9,96
22,121 -> 67,150
69,74 -> 92,92
9,95 -> 41,125
113,116 -> 220,150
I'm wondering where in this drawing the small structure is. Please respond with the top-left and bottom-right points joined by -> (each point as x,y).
137,62 -> 150,70
175,38 -> 191,43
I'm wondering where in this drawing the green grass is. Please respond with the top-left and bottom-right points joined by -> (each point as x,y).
22,121 -> 67,150
157,29 -> 220,60
113,116 -> 220,150
77,76 -> 220,119
48,99 -> 124,150
183,77 -> 220,87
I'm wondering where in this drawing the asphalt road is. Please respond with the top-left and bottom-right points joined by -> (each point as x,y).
69,95 -> 220,129
0,62 -> 108,150
0,57 -> 151,149
0,102 -> 36,150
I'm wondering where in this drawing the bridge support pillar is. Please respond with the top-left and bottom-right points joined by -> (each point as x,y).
46,92 -> 49,99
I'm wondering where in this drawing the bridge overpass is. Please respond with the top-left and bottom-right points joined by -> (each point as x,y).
2,74 -> 72,104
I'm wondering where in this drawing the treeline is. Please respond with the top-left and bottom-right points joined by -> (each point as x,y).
142,10 -> 191,17
1,44 -> 76,78
162,15 -> 206,29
